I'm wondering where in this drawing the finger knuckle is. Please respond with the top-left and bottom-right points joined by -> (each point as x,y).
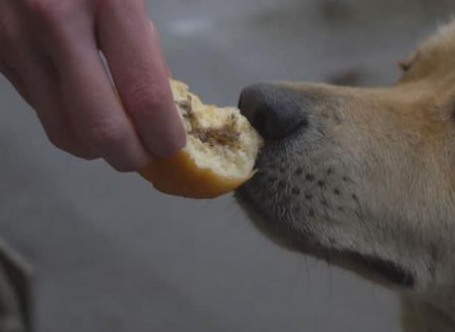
97,0 -> 144,14
26,0 -> 55,17
51,138 -> 98,160
48,135 -> 64,150
0,14 -> 20,44
68,142 -> 99,160
85,118 -> 128,149
25,0 -> 71,28
78,153 -> 99,161
1,25 -> 18,44
93,0 -> 111,10
111,162 -> 139,173
128,80 -> 169,116
47,131 -> 74,152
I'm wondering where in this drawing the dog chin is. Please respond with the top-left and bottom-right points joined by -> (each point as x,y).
235,183 -> 315,254
235,184 -> 416,289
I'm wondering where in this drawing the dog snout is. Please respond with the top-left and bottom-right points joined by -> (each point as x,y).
238,84 -> 308,140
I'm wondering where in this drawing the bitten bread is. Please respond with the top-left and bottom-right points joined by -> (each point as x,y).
139,79 -> 263,198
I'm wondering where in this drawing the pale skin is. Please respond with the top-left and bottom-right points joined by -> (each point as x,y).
0,0 -> 186,171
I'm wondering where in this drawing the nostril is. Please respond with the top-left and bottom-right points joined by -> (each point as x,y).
261,106 -> 307,140
239,84 -> 308,140
251,110 -> 267,137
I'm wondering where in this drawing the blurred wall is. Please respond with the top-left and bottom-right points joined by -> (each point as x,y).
0,0 -> 454,331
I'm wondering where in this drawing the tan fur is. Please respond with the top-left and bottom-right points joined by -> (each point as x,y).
240,20 -> 455,331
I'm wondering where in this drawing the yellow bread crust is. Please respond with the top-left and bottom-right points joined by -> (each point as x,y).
139,79 -> 262,199
139,150 -> 252,199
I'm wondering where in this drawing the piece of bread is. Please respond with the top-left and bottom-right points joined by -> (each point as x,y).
139,79 -> 263,198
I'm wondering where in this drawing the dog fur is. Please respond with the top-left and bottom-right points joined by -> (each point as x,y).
238,21 -> 455,331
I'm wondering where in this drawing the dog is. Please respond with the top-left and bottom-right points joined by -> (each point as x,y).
237,20 -> 455,332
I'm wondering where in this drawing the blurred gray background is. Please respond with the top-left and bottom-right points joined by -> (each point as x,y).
1,0 -> 455,331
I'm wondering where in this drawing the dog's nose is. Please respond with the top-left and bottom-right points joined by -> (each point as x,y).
238,84 -> 307,140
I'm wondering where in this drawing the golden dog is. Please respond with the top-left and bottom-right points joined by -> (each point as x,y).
238,21 -> 455,331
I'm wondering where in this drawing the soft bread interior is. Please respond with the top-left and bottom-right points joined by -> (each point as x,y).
170,80 -> 263,180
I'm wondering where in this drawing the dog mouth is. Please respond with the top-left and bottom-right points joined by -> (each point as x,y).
237,187 -> 415,288
236,163 -> 416,289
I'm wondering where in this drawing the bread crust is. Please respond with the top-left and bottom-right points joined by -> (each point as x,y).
140,150 -> 250,198
139,79 -> 261,199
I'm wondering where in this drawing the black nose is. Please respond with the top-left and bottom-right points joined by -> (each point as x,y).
238,83 -> 308,140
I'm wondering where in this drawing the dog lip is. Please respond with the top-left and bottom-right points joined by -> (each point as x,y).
234,185 -> 261,217
237,182 -> 416,289
342,251 -> 415,287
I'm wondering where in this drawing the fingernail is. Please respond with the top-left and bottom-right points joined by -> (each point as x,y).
141,106 -> 186,157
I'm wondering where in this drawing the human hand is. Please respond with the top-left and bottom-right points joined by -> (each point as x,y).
0,0 -> 186,171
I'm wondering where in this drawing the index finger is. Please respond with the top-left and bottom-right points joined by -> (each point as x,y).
96,0 -> 185,157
